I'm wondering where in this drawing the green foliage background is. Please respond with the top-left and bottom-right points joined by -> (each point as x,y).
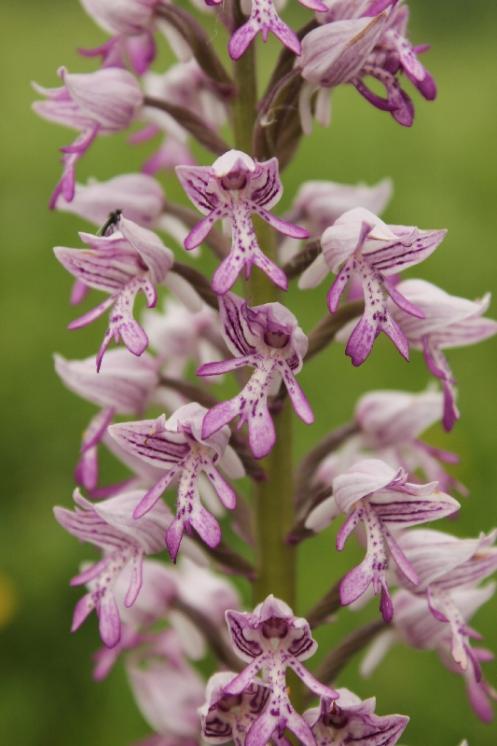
1,0 -> 497,743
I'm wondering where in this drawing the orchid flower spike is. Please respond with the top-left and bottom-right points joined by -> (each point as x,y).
226,0 -> 328,60
306,458 -> 460,621
54,350 -> 159,491
299,207 -> 446,366
176,150 -> 308,293
304,688 -> 409,746
299,0 -> 436,132
223,595 -> 338,745
54,489 -> 171,648
109,403 -> 245,560
198,293 -> 313,459
389,279 -> 497,430
32,67 -> 143,207
54,215 -> 201,370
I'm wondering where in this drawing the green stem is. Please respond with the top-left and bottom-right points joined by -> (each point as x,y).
231,5 -> 297,610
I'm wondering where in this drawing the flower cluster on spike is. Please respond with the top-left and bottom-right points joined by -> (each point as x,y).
36,0 -> 497,743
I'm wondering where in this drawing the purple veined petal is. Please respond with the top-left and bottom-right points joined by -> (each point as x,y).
133,469 -> 179,519
366,228 -> 447,277
71,592 -> 94,632
54,243 -> 136,295
124,552 -> 144,608
327,264 -> 350,313
354,77 -> 398,113
225,612 -> 264,662
371,493 -> 460,526
228,21 -> 260,61
205,465 -> 237,510
68,295 -> 115,330
340,561 -> 373,606
202,398 -> 242,440
98,590 -> 121,648
288,659 -> 338,701
190,503 -> 222,549
109,417 -> 189,468
280,366 -> 314,424
256,207 -> 309,239
197,355 -> 256,378
165,518 -> 185,562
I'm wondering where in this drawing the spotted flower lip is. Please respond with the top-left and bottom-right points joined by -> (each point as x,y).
198,293 -> 313,459
307,458 -> 460,621
54,349 -> 159,490
304,687 -> 409,746
32,67 -> 143,207
223,595 -> 337,746
53,488 -> 171,648
227,0 -> 328,61
176,150 -> 308,294
108,403 -> 244,561
200,671 -> 271,745
54,215 -> 200,370
389,279 -> 497,431
299,207 -> 446,366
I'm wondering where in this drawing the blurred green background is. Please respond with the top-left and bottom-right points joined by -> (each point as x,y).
1,0 -> 497,743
